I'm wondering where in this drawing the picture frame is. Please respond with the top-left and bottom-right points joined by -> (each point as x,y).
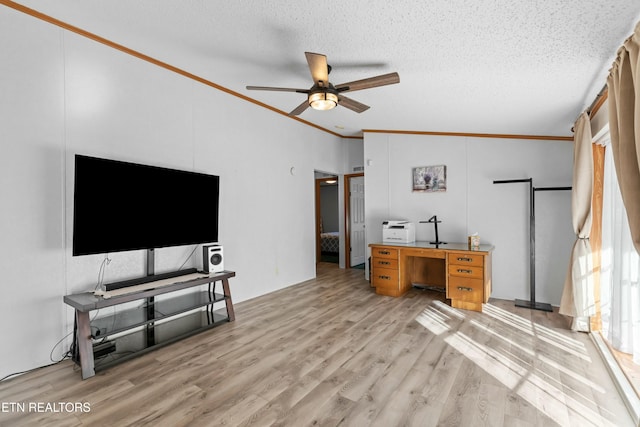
412,165 -> 447,192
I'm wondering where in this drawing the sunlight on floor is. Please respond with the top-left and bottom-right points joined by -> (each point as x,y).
482,304 -> 591,362
432,300 -> 466,320
415,307 -> 452,336
469,319 -> 605,393
415,301 -> 620,426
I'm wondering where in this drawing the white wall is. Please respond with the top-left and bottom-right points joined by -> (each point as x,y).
0,8 -> 348,379
364,132 -> 575,305
343,138 -> 365,174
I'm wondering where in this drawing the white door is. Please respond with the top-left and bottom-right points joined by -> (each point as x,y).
350,176 -> 366,266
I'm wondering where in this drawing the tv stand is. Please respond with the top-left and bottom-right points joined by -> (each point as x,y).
64,270 -> 235,379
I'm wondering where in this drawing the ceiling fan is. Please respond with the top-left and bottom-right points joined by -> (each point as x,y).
246,52 -> 400,116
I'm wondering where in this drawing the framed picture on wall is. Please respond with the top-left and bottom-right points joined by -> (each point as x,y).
412,165 -> 447,192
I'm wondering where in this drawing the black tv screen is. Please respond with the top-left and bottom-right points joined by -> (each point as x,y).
72,155 -> 219,256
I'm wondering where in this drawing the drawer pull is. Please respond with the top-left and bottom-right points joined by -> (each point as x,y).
379,261 -> 391,265
457,286 -> 473,292
379,250 -> 390,255
457,269 -> 472,274
378,275 -> 391,280
457,257 -> 472,262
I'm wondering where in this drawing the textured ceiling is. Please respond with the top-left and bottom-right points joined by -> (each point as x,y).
10,0 -> 640,138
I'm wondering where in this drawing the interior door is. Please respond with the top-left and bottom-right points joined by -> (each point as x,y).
349,176 -> 366,266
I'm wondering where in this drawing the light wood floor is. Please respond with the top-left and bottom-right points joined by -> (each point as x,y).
0,263 -> 634,426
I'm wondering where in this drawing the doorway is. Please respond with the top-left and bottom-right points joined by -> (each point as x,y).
315,173 -> 339,264
345,173 -> 365,268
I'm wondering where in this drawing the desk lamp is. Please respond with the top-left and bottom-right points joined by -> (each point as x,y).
420,215 -> 446,245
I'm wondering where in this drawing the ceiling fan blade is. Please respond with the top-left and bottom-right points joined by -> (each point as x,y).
246,86 -> 309,93
335,72 -> 400,92
305,52 -> 329,85
289,99 -> 310,116
338,95 -> 370,113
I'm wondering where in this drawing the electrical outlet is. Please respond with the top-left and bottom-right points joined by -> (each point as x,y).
91,327 -> 107,338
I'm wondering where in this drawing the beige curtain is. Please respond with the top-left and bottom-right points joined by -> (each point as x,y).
559,112 -> 595,331
607,21 -> 640,255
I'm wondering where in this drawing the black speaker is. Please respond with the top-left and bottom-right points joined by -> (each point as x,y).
202,244 -> 224,273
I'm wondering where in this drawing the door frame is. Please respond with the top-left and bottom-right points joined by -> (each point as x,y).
344,172 -> 364,268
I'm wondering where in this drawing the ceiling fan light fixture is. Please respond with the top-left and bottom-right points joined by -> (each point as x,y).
246,52 -> 399,116
308,90 -> 338,110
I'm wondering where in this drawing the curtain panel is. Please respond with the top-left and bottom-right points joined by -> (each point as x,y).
559,112 -> 595,331
607,21 -> 640,255
601,146 -> 640,363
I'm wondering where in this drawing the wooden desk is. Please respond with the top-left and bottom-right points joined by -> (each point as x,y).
369,242 -> 493,312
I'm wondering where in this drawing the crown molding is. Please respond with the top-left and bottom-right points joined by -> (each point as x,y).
362,129 -> 573,141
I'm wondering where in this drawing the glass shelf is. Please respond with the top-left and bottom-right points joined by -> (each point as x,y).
91,291 -> 227,337
93,308 -> 229,370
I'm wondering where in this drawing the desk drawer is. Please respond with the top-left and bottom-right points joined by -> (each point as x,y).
403,248 -> 446,259
371,267 -> 399,288
371,257 -> 399,270
448,264 -> 484,280
448,252 -> 484,267
371,247 -> 398,260
448,277 -> 484,303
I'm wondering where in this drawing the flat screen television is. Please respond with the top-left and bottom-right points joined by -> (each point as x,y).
72,154 -> 219,256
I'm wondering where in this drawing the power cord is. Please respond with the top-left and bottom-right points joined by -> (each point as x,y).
0,359 -> 70,382
73,254 -> 123,362
177,245 -> 199,271
96,254 -> 112,291
0,332 -> 74,382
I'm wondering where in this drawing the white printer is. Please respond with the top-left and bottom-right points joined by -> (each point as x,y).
382,220 -> 416,243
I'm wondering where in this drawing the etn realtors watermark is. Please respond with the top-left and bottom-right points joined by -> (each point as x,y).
2,401 -> 91,413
